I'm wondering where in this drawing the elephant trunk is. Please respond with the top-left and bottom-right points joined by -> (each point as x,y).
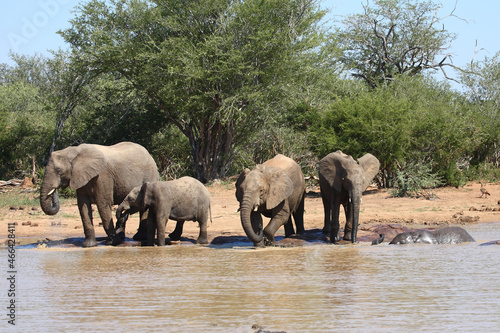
39,171 -> 60,216
240,195 -> 263,244
116,205 -> 129,225
350,190 -> 361,243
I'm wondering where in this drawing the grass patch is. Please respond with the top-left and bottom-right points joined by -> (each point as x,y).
0,191 -> 40,208
0,190 -> 72,209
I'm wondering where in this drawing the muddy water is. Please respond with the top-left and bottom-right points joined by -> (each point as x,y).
4,223 -> 500,332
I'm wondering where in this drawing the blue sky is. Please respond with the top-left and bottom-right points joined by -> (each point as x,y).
1,0 -> 499,80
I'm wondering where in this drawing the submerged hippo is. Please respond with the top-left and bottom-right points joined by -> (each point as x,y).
389,226 -> 475,245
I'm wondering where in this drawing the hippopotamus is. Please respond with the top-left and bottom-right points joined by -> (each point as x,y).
389,226 -> 475,245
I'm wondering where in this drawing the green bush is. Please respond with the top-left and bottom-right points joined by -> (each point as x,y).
390,161 -> 444,197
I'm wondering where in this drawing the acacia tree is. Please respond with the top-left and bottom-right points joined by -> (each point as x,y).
336,0 -> 460,87
60,0 -> 328,182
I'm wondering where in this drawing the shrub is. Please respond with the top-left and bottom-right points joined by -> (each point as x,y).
390,161 -> 444,198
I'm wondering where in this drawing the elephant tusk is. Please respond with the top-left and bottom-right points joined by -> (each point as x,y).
253,206 -> 259,212
47,188 -> 56,196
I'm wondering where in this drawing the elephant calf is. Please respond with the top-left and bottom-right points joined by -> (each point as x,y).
389,226 -> 475,245
115,177 -> 211,246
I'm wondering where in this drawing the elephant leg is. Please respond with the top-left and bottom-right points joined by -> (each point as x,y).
77,195 -> 97,248
156,213 -> 167,247
284,216 -> 295,237
196,219 -> 209,245
143,213 -> 157,246
169,220 -> 185,241
331,193 -> 341,243
321,191 -> 331,234
293,194 -> 305,235
134,215 -> 149,241
264,206 -> 291,246
343,201 -> 352,241
195,209 -> 209,244
97,204 -> 115,245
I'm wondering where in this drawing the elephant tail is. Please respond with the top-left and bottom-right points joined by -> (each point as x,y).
209,202 -> 213,225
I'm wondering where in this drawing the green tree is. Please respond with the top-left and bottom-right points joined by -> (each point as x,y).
0,54 -> 56,178
310,75 -> 471,187
60,0 -> 329,182
460,51 -> 500,167
336,0 -> 459,87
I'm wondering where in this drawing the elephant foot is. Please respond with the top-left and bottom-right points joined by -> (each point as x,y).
196,238 -> 208,245
253,241 -> 266,248
82,238 -> 98,248
133,231 -> 147,241
343,232 -> 352,241
112,231 -> 125,246
263,236 -> 274,246
168,232 -> 181,241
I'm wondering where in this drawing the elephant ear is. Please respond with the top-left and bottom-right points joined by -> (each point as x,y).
358,153 -> 380,191
235,168 -> 250,202
263,166 -> 294,210
70,145 -> 107,190
140,182 -> 151,210
319,152 -> 350,192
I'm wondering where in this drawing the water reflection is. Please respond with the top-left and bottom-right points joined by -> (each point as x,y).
4,224 -> 500,332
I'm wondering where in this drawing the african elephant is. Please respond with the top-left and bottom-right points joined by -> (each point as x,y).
389,226 -> 475,244
39,142 -> 159,247
235,154 -> 306,247
318,150 -> 380,243
118,177 -> 212,246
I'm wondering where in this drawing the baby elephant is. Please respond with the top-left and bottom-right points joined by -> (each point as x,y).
116,177 -> 211,246
389,226 -> 475,245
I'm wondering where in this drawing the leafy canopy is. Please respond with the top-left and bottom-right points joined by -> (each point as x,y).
60,0 -> 329,181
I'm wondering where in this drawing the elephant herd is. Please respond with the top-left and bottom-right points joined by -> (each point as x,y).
39,142 -> 476,248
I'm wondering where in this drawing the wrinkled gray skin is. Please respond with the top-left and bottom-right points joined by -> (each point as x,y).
318,151 -> 380,243
116,177 -> 211,246
389,227 -> 475,245
39,142 -> 158,247
235,154 -> 306,247
113,185 -> 152,245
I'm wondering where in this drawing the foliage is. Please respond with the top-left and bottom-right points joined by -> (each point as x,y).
390,160 -> 444,197
60,0 -> 331,182
0,80 -> 55,179
309,75 -> 473,186
459,52 -> 500,166
335,0 -> 459,87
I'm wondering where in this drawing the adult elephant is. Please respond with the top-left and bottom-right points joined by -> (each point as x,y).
389,226 -> 475,244
39,142 -> 159,247
318,150 -> 380,243
235,154 -> 306,247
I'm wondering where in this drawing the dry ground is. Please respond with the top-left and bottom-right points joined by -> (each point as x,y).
1,181 -> 500,245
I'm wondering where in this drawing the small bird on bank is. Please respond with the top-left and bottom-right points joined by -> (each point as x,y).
480,182 -> 491,198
